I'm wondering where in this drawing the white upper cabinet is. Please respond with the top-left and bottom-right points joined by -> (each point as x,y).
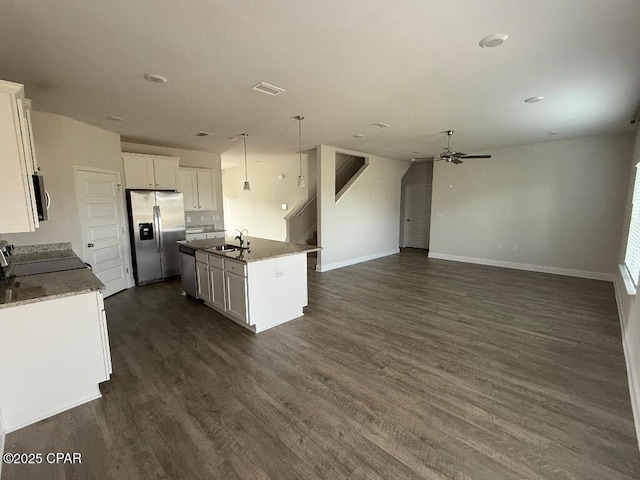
122,153 -> 179,190
178,168 -> 197,210
0,80 -> 40,233
196,170 -> 216,210
178,167 -> 216,211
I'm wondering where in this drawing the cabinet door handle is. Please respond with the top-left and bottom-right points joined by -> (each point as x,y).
87,243 -> 94,248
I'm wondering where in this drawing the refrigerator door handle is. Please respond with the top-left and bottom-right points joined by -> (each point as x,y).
153,205 -> 161,252
157,205 -> 164,252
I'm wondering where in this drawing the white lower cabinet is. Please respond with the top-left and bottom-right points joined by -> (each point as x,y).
224,270 -> 248,324
0,291 -> 112,432
209,266 -> 226,311
195,261 -> 211,302
195,250 -> 308,333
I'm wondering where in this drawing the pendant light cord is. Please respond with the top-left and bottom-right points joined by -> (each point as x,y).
298,117 -> 303,175
243,134 -> 248,182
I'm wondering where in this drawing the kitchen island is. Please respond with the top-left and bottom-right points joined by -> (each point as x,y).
184,236 -> 319,333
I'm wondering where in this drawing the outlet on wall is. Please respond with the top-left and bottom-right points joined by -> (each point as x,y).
200,216 -> 205,221
212,215 -> 220,221
512,245 -> 518,252
276,271 -> 284,278
186,216 -> 191,223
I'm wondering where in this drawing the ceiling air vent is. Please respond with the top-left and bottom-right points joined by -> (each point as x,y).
252,82 -> 286,96
194,131 -> 212,137
369,122 -> 390,129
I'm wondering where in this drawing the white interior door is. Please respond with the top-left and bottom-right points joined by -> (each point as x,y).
404,184 -> 432,249
75,167 -> 131,297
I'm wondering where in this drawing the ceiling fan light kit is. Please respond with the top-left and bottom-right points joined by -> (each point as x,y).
410,130 -> 492,165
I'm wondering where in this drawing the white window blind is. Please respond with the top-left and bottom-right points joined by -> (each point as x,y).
624,163 -> 640,286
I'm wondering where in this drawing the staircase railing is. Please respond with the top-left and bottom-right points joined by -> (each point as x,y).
287,155 -> 367,243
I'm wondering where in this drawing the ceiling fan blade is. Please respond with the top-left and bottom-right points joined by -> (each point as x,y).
410,156 -> 435,163
459,155 -> 492,159
451,158 -> 464,165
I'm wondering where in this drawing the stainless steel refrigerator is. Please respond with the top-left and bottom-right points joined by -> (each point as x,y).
127,190 -> 186,285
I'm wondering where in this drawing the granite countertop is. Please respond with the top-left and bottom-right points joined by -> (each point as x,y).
184,236 -> 320,263
0,243 -> 105,309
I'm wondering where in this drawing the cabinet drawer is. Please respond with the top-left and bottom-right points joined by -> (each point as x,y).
225,259 -> 247,277
208,255 -> 224,270
195,251 -> 208,264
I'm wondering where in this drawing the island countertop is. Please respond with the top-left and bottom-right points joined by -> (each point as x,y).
184,236 -> 320,263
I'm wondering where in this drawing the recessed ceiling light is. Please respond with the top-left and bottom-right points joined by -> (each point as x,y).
144,73 -> 168,84
479,33 -> 508,49
194,131 -> 212,137
105,115 -> 123,121
252,81 -> 285,96
524,96 -> 544,103
369,122 -> 390,129
547,131 -> 560,135
352,134 -> 364,138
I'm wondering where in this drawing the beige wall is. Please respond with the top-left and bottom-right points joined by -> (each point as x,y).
221,153 -> 309,240
3,112 -> 123,254
317,144 -> 409,271
121,142 -> 224,229
430,133 -> 633,277
613,125 -> 640,444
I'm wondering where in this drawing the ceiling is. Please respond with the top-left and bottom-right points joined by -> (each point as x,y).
1,0 -> 639,169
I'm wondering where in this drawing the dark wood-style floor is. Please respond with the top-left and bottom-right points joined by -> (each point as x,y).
4,250 -> 640,479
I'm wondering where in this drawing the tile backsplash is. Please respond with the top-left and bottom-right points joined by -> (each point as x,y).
184,211 -> 221,228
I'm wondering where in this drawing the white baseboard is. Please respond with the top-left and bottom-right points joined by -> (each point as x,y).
613,277 -> 640,451
316,249 -> 399,272
427,252 -> 614,282
4,391 -> 102,434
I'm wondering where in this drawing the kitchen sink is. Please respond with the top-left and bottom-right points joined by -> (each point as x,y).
210,244 -> 241,252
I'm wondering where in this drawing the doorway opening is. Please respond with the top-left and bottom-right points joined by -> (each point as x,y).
400,163 -> 433,250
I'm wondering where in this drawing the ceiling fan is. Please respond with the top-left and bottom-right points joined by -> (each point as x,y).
411,130 -> 492,165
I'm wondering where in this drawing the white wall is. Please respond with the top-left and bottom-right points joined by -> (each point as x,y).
317,144 -> 409,272
429,134 -> 633,278
222,153 -> 309,240
3,112 -> 124,254
121,142 -> 224,229
613,125 -> 640,448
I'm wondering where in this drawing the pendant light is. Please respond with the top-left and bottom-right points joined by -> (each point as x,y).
295,115 -> 306,188
241,133 -> 250,191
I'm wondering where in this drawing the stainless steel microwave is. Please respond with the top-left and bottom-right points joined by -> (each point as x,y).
32,174 -> 49,221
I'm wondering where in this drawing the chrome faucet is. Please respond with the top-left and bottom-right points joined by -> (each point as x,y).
0,241 -> 14,279
234,229 -> 250,249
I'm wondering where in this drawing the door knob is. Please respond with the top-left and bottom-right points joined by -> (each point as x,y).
87,243 -> 94,248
